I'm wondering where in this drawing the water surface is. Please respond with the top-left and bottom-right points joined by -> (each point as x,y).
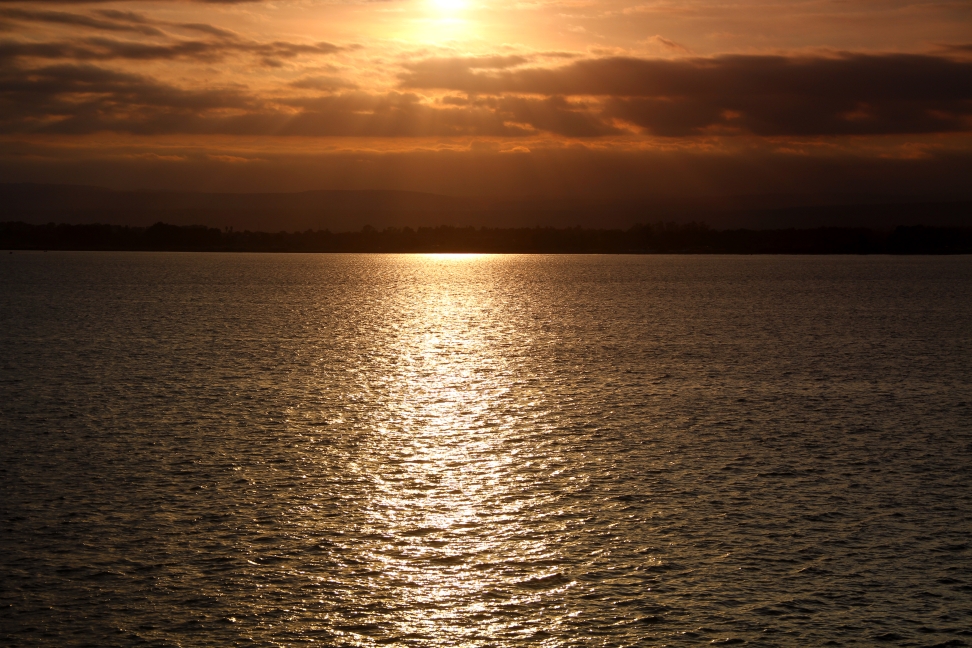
1,253 -> 971,646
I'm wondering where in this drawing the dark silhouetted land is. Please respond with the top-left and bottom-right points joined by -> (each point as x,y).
3,221 -> 971,254
2,183 -> 970,232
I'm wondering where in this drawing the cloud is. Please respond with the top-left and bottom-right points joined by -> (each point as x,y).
3,45 -> 970,139
0,0 -> 264,4
0,59 -> 614,138
0,2 -> 347,67
0,36 -> 344,64
0,7 -> 166,36
0,63 -> 258,135
0,63 -> 539,137
400,53 -> 972,136
93,9 -> 241,38
290,75 -> 358,91
0,6 -> 240,40
493,95 -> 620,137
271,91 -> 527,137
4,137 -> 972,203
459,55 -> 531,69
644,35 -> 691,54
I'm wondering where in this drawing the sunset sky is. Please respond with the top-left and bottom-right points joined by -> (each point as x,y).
1,0 -> 970,199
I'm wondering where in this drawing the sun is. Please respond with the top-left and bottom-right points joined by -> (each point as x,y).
431,0 -> 467,12
406,0 -> 475,41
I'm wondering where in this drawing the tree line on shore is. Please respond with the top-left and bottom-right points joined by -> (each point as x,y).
2,221 -> 971,254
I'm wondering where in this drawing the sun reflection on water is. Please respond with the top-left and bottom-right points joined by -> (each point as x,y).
330,255 -> 569,645
420,253 -> 493,261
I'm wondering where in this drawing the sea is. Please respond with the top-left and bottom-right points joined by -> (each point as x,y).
1,252 -> 970,647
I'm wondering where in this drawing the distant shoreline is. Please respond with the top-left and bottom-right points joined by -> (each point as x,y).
3,222 -> 972,254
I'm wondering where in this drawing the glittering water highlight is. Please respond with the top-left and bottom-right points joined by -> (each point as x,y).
2,252 -> 971,646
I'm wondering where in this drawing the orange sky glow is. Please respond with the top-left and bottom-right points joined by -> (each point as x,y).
1,0 -> 970,198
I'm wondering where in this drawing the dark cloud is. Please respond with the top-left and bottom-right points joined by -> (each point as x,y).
4,139 -> 971,204
269,92 -> 612,138
944,43 -> 972,55
0,63 -> 257,134
0,63 -> 535,137
290,75 -> 358,91
0,57 -> 623,138
171,22 -> 239,38
400,53 -> 972,136
1,6 -> 239,39
646,35 -> 690,53
0,1 -> 263,4
91,9 -> 155,23
92,9 -> 240,38
275,92 -> 527,137
0,33 -> 620,139
0,7 -> 165,35
494,95 -> 619,137
0,3 -> 344,65
0,35 -> 344,64
0,38 -> 217,62
4,48 -> 970,139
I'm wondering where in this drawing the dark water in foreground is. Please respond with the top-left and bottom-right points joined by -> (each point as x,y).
1,252 -> 971,647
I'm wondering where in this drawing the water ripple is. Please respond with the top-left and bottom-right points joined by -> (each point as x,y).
1,253 -> 971,646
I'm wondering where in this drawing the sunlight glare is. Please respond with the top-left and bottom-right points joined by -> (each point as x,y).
336,254 -> 558,642
431,0 -> 467,11
422,253 -> 490,261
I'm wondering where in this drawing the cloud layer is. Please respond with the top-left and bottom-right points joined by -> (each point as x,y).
2,50 -> 970,138
401,54 -> 972,136
0,0 -> 970,199
3,2 -> 970,138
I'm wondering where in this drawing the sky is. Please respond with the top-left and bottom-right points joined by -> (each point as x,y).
0,0 -> 970,199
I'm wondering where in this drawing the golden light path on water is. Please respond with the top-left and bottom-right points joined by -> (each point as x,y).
323,254 -> 576,645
